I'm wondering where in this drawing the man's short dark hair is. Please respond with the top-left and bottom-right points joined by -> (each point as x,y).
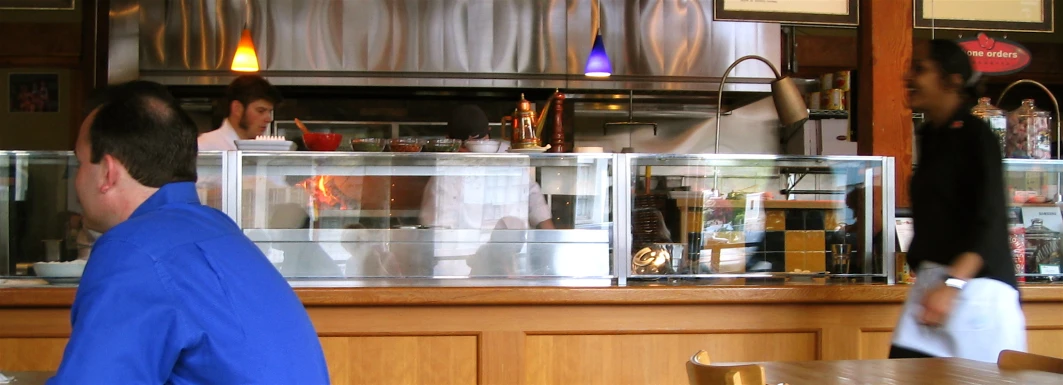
226,75 -> 282,109
86,80 -> 198,188
446,104 -> 490,140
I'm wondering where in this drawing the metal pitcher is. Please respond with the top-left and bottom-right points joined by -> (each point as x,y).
501,92 -> 558,149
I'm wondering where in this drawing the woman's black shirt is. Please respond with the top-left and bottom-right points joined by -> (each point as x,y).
908,105 -> 1018,289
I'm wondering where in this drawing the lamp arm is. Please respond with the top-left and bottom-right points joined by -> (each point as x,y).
713,55 -> 783,155
711,55 -> 783,191
997,79 -> 1062,160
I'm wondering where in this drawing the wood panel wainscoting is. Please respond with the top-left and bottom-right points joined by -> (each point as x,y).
1,285 -> 1061,385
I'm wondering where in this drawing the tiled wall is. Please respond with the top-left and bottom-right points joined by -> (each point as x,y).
746,209 -> 849,273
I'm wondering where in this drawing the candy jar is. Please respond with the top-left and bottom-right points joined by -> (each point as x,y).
971,97 -> 1007,154
1006,99 -> 1053,159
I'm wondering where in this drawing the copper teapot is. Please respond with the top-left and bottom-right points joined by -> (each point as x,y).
502,92 -> 559,149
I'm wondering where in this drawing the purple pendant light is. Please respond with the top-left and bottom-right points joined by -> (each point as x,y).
584,32 -> 611,77
584,1 -> 611,77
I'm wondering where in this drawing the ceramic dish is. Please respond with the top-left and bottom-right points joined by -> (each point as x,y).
33,260 -> 86,283
507,144 -> 551,154
303,132 -> 343,151
234,140 -> 297,151
388,138 -> 424,152
424,138 -> 462,152
350,138 -> 387,152
464,139 -> 502,153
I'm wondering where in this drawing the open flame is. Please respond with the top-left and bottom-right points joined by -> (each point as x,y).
297,175 -> 348,211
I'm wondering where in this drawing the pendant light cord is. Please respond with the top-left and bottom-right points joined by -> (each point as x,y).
595,0 -> 602,36
244,0 -> 252,30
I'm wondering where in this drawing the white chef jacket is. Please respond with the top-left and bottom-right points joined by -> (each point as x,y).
418,144 -> 552,275
196,118 -> 292,225
198,119 -> 241,151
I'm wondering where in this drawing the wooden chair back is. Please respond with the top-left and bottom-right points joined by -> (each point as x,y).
686,350 -> 767,385
997,349 -> 1063,374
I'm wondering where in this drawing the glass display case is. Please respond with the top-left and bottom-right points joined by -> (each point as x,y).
1003,159 -> 1063,282
619,155 -> 896,284
4,150 -> 911,286
0,151 -> 224,277
235,152 -> 616,285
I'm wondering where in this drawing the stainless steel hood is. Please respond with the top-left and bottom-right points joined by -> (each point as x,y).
111,0 -> 782,97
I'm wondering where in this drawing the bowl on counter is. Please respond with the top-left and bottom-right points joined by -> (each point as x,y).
303,132 -> 343,151
388,138 -> 424,152
350,138 -> 387,152
424,138 -> 462,152
464,139 -> 501,153
34,260 -> 87,284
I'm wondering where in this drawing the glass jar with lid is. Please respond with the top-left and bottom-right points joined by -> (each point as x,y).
1006,99 -> 1053,159
971,97 -> 1007,154
1024,218 -> 1060,275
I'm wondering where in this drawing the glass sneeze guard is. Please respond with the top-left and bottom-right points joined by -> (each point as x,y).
621,154 -> 897,284
234,152 -> 616,286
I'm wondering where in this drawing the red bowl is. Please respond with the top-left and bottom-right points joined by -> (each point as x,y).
303,132 -> 343,151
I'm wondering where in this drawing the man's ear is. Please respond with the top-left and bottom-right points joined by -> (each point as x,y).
230,100 -> 244,118
99,154 -> 124,193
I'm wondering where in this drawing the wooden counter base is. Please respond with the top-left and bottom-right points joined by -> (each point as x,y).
2,284 -> 1061,385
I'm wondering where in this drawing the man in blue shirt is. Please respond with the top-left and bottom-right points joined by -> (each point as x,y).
48,81 -> 330,384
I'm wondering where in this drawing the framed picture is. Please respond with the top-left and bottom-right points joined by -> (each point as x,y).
915,0 -> 1053,33
714,0 -> 859,27
9,73 -> 60,113
0,0 -> 75,10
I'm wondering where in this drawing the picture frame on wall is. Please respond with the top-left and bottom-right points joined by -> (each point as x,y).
714,0 -> 859,27
915,0 -> 1053,33
0,0 -> 75,10
9,74 -> 60,113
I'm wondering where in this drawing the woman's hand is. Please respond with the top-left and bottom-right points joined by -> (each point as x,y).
919,284 -> 960,326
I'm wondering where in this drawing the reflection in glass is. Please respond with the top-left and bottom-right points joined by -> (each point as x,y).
237,153 -> 614,280
627,156 -> 889,282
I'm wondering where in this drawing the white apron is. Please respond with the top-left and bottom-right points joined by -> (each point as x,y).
891,261 -> 1027,362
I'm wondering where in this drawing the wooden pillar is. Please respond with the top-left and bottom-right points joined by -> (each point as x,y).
72,0 -> 109,148
857,0 -> 913,208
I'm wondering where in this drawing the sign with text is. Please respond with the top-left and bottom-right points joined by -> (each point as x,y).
1020,207 -> 1063,232
715,0 -> 858,27
956,33 -> 1032,76
915,0 -> 1053,33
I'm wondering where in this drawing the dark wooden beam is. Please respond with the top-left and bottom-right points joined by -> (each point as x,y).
857,0 -> 913,209
69,0 -> 109,149
0,22 -> 81,59
796,34 -> 1063,86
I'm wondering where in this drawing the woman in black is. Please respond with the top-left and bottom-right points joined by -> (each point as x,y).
889,39 -> 1025,362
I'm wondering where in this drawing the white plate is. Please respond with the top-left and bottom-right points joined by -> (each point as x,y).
507,146 -> 550,154
234,140 -> 296,151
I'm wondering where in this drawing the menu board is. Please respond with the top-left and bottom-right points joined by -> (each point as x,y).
714,0 -> 859,26
915,0 -> 1053,32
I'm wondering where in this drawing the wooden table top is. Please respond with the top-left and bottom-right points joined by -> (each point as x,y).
0,371 -> 52,385
758,358 -> 1063,384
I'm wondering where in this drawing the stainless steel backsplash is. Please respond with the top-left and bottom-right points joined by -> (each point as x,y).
116,0 -> 781,91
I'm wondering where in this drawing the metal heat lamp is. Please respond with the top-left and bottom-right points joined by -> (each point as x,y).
711,55 -> 809,190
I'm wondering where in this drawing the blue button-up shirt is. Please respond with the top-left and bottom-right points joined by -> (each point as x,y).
48,182 -> 329,385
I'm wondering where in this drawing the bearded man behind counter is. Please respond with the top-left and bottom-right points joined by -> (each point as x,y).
198,74 -> 281,150
47,81 -> 329,384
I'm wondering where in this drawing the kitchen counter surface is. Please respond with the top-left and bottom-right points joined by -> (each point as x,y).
2,280 -> 1060,307
3,281 -> 1062,384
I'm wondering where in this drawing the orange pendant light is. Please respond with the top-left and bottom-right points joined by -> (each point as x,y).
231,28 -> 260,72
